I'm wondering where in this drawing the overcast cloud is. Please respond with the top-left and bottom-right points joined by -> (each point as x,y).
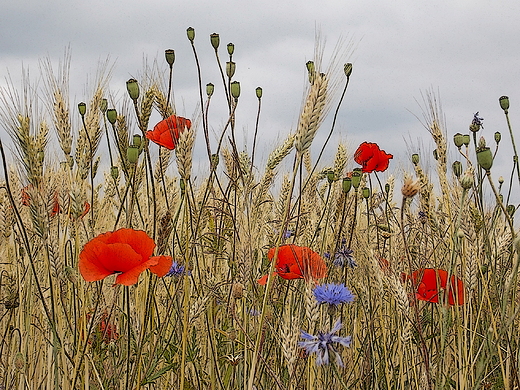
1,0 -> 520,180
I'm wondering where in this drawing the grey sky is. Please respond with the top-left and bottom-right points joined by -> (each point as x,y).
1,0 -> 520,180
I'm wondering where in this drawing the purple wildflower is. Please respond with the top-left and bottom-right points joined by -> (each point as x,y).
165,261 -> 188,277
299,319 -> 352,366
334,245 -> 356,268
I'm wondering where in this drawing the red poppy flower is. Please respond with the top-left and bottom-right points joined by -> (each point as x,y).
354,142 -> 393,173
79,228 -> 172,286
257,244 -> 327,285
407,268 -> 465,306
145,115 -> 192,150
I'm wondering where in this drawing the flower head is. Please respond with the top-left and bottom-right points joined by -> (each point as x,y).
165,261 -> 189,277
405,268 -> 465,306
145,115 -> 192,150
354,142 -> 393,173
79,228 -> 172,286
257,244 -> 327,285
313,283 -> 355,306
298,319 -> 352,366
333,243 -> 356,268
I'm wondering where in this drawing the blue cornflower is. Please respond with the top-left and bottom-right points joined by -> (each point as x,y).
298,319 -> 352,366
323,252 -> 331,260
472,112 -> 484,128
333,246 -> 356,268
165,261 -> 188,277
313,283 -> 355,306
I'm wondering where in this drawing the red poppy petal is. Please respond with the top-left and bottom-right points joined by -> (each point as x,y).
79,242 -> 114,282
114,257 -> 159,286
105,229 -> 155,261
257,274 -> 270,285
149,256 -> 173,277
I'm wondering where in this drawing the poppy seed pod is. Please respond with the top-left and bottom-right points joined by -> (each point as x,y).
326,170 -> 336,183
256,87 -> 263,99
452,161 -> 462,178
453,133 -> 464,148
165,49 -> 175,66
226,61 -> 236,78
211,153 -> 219,171
462,134 -> 470,146
126,79 -> 139,101
186,27 -> 195,42
499,96 -> 510,112
476,147 -> 493,171
210,33 -> 220,49
411,153 -> 419,166
78,102 -> 86,116
342,177 -> 352,193
495,131 -> 501,144
344,63 -> 353,77
111,166 -> 119,180
469,123 -> 480,133
133,134 -> 142,148
507,204 -> 516,217
227,42 -> 234,56
385,183 -> 390,194
230,81 -> 240,100
100,98 -> 108,113
127,145 -> 139,164
362,187 -> 371,199
206,83 -> 214,97
351,169 -> 362,189
106,109 -> 117,124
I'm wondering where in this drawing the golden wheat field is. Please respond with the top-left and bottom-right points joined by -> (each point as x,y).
0,29 -> 519,390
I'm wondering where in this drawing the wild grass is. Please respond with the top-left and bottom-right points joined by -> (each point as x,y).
0,29 -> 519,390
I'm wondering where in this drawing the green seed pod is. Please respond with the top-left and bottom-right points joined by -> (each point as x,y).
352,169 -> 362,189
499,95 -> 510,112
206,83 -> 214,97
460,170 -> 474,190
362,187 -> 371,199
210,33 -> 220,49
476,147 -> 493,171
342,177 -> 352,193
452,161 -> 462,178
453,133 -> 464,148
226,61 -> 236,78
256,87 -> 263,99
133,134 -> 142,148
106,109 -> 117,124
326,170 -> 335,184
165,49 -> 175,66
100,98 -> 108,113
230,81 -> 240,100
78,102 -> 86,116
344,63 -> 353,77
507,204 -> 516,217
127,145 -> 139,164
411,153 -> 419,166
385,183 -> 390,194
111,166 -> 119,180
187,27 -> 195,42
469,123 -> 480,133
126,79 -> 140,101
462,134 -> 470,146
494,131 -> 501,144
227,42 -> 234,56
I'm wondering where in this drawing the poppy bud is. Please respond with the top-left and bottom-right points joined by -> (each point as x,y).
165,49 -> 175,66
126,79 -> 140,101
476,147 -> 493,171
132,134 -> 142,148
499,95 -> 509,112
452,161 -> 462,178
210,33 -> 220,49
187,27 -> 195,42
111,166 -> 119,180
342,177 -> 352,193
411,153 -> 419,166
256,87 -> 263,99
106,109 -> 117,124
127,145 -> 139,164
494,131 -> 501,144
226,61 -> 236,78
462,134 -> 470,146
460,170 -> 475,190
206,83 -> 214,97
507,204 -> 516,217
385,183 -> 390,194
100,98 -> 108,113
453,133 -> 464,148
230,81 -> 240,100
478,136 -> 487,148
362,187 -> 370,199
499,176 -> 504,185
351,169 -> 362,189
227,43 -> 234,56
433,149 -> 438,160
344,63 -> 353,77
78,102 -> 86,116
